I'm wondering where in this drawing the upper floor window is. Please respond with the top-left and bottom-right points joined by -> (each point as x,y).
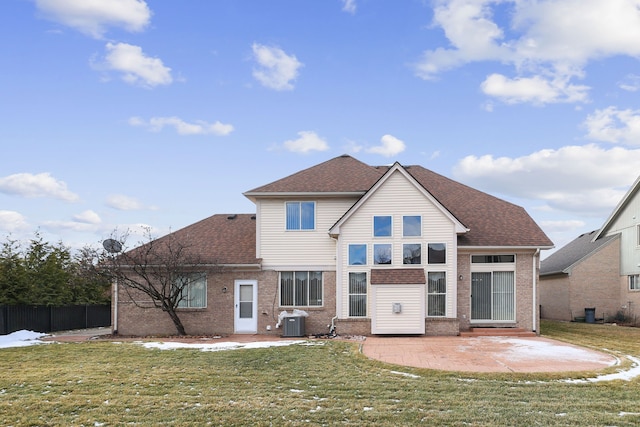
374,244 -> 392,265
403,215 -> 421,237
373,216 -> 392,237
286,202 -> 315,230
428,243 -> 446,264
175,273 -> 207,308
630,275 -> 640,291
403,243 -> 422,264
349,244 -> 367,265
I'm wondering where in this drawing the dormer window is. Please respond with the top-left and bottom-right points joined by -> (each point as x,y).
286,201 -> 315,230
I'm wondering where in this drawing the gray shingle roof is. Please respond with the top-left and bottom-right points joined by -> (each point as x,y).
540,230 -> 618,276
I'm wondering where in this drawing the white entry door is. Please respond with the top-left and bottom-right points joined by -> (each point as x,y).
235,280 -> 257,333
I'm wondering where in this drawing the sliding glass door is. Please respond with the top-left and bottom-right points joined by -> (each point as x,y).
471,271 -> 514,321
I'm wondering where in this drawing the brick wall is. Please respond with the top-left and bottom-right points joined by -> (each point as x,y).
116,268 -> 338,337
539,274 -> 571,320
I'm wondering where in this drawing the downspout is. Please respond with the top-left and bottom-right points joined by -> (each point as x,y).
532,249 -> 540,333
113,278 -> 118,335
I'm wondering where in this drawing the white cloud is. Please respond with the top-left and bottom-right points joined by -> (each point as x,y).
73,210 -> 101,225
282,131 -> 330,153
97,42 -> 172,88
0,211 -> 28,232
480,73 -> 589,105
366,134 -> 406,157
129,116 -> 234,136
584,107 -> 640,145
35,0 -> 151,39
416,0 -> 640,105
252,43 -> 303,91
341,0 -> 357,14
619,74 -> 640,92
0,172 -> 79,202
106,194 -> 156,211
453,144 -> 640,216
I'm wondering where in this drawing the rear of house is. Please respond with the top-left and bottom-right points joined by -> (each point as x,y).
114,155 -> 553,337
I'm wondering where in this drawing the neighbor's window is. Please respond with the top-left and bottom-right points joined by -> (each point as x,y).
427,272 -> 446,317
403,215 -> 421,237
349,272 -> 367,317
373,215 -> 392,237
349,244 -> 367,265
280,271 -> 323,306
286,201 -> 315,230
373,244 -> 392,265
403,243 -> 422,264
630,275 -> 640,291
175,273 -> 207,308
428,243 -> 446,264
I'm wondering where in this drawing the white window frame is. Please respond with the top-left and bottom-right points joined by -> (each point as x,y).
403,243 -> 422,265
348,272 -> 367,317
630,275 -> 640,291
373,243 -> 393,265
427,271 -> 446,317
175,273 -> 207,309
402,215 -> 422,237
279,271 -> 323,307
373,215 -> 392,237
285,201 -> 316,231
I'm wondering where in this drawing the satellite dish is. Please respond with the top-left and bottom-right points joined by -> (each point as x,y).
103,239 -> 123,254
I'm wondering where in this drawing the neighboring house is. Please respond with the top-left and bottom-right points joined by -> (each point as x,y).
540,174 -> 640,323
114,155 -> 553,337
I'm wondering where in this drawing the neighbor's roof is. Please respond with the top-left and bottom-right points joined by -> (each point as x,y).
246,154 -> 553,248
540,230 -> 619,276
127,214 -> 259,266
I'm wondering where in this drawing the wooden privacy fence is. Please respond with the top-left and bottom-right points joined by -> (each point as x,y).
0,305 -> 111,335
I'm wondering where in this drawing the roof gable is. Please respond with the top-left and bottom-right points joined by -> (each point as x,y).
329,162 -> 468,236
594,174 -> 640,241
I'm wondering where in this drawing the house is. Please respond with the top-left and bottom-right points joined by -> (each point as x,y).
113,155 -> 553,337
540,175 -> 640,323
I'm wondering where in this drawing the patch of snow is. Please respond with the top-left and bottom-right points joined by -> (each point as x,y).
138,340 -> 305,352
290,389 -> 304,393
389,370 -> 421,379
481,337 -> 615,366
0,330 -> 48,349
564,356 -> 640,383
619,411 -> 640,417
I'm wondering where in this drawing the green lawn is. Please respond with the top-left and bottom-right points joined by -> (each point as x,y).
1,320 -> 639,426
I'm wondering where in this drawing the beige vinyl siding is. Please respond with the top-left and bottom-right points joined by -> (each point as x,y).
602,190 -> 640,275
371,284 -> 425,334
338,171 -> 458,318
257,198 -> 357,268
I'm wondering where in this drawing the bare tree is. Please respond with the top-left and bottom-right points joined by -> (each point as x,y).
103,228 -> 218,336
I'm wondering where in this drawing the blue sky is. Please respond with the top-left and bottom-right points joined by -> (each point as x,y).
2,0 -> 640,257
